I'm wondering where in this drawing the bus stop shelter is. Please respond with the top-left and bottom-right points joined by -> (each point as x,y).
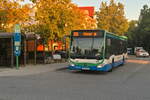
0,33 -> 14,67
0,32 -> 37,67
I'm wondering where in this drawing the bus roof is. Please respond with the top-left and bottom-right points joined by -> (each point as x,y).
106,31 -> 127,41
71,29 -> 105,32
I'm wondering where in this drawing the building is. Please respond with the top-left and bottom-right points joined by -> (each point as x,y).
78,6 -> 97,29
78,7 -> 95,18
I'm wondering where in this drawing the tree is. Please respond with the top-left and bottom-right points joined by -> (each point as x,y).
126,20 -> 138,47
127,20 -> 138,39
127,5 -> 150,51
136,5 -> 150,51
34,0 -> 70,41
0,0 -> 31,32
96,0 -> 129,35
33,0 -> 94,42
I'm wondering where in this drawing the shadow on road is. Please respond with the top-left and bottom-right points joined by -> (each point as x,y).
71,70 -> 107,75
55,67 -> 109,75
55,67 -> 68,71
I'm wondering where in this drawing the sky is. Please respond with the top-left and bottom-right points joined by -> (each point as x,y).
24,0 -> 150,20
72,0 -> 150,20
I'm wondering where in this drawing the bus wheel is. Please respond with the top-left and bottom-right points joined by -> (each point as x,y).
108,67 -> 113,72
121,56 -> 125,66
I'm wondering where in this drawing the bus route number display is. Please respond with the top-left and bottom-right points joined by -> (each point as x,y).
73,31 -> 104,37
73,32 -> 97,36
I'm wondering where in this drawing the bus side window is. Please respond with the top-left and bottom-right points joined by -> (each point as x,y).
106,38 -> 111,58
119,40 -> 122,54
113,39 -> 119,55
107,39 -> 111,46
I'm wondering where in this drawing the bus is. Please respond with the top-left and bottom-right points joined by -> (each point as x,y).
68,29 -> 127,72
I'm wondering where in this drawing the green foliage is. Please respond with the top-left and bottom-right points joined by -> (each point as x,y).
127,20 -> 138,39
127,5 -> 150,51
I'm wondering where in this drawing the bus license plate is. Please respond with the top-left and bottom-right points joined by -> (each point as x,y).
82,67 -> 90,70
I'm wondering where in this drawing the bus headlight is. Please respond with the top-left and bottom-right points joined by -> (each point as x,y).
70,63 -> 75,66
97,64 -> 104,68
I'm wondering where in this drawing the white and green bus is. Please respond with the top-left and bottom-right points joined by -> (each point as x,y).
68,29 -> 127,72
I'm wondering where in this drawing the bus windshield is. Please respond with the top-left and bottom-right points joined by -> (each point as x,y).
70,37 -> 104,59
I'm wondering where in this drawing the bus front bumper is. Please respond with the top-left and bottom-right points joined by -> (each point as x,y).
68,64 -> 112,72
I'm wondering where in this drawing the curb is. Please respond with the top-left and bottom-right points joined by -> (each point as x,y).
0,63 -> 68,77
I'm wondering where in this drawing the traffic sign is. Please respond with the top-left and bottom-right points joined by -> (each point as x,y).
14,33 -> 21,45
14,46 -> 21,56
14,24 -> 21,33
13,33 -> 21,56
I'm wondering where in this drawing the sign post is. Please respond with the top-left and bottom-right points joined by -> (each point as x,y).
13,24 -> 21,69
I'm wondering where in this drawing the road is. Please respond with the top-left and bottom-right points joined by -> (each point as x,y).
0,56 -> 150,100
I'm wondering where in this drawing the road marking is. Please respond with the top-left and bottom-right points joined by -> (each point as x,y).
127,60 -> 150,64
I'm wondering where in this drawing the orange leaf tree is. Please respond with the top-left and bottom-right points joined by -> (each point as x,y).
0,0 -> 31,32
96,0 -> 129,35
32,0 -> 92,42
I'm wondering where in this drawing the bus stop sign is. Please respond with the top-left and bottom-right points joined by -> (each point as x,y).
14,33 -> 21,42
14,24 -> 21,33
13,24 -> 21,56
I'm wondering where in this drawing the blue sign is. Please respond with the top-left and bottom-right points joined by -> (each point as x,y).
14,47 -> 21,56
13,33 -> 21,56
13,24 -> 21,56
14,33 -> 21,42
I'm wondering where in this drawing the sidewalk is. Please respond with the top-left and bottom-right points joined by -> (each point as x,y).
0,63 -> 68,77
126,55 -> 150,64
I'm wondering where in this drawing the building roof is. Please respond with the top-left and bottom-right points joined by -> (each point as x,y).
0,32 -> 37,39
0,32 -> 13,38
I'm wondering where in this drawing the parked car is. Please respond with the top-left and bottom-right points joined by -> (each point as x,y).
36,51 -> 53,63
54,50 -> 68,59
135,49 -> 149,57
134,47 -> 144,54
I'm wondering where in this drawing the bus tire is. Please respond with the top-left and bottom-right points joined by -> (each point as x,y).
108,67 -> 113,72
121,56 -> 125,66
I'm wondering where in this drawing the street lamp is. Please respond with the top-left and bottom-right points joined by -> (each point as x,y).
1,23 -> 4,31
1,23 -> 4,26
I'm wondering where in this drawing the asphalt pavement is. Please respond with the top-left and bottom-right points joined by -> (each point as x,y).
0,56 -> 150,100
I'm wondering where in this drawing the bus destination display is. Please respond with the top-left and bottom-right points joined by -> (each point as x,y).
72,31 -> 103,37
